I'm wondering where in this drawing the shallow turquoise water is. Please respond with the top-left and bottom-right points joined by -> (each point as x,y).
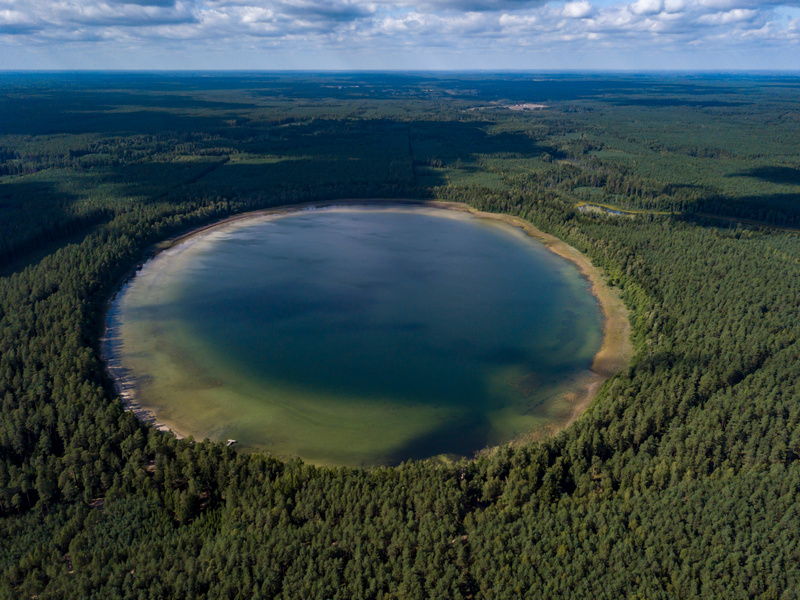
109,206 -> 603,466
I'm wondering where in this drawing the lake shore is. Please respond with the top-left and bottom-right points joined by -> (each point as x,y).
101,305 -> 189,440
102,198 -> 632,451
427,201 -> 633,443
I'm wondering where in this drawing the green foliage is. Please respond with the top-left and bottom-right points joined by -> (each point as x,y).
0,72 -> 799,598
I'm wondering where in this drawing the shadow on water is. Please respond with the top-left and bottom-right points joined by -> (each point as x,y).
381,410 -> 493,466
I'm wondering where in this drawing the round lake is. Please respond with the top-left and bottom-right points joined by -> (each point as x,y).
106,205 -> 603,466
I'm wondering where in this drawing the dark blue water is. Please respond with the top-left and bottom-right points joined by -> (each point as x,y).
114,206 -> 603,465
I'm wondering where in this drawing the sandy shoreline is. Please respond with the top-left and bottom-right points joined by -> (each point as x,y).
101,198 -> 632,450
427,201 -> 633,443
101,298 -> 189,440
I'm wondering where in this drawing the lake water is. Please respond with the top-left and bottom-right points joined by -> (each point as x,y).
106,205 -> 602,466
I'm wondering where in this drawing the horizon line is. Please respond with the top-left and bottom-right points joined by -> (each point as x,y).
2,68 -> 800,75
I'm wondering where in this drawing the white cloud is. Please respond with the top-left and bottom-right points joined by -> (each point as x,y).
0,0 -> 799,68
663,0 -> 685,12
0,9 -> 31,24
498,12 -> 537,25
563,1 -> 592,18
630,0 -> 662,15
0,8 -> 36,33
698,8 -> 757,24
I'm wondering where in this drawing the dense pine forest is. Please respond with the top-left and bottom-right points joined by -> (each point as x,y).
1,72 -> 799,598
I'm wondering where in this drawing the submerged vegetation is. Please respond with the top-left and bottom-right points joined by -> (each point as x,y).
106,205 -> 605,466
0,72 -> 799,598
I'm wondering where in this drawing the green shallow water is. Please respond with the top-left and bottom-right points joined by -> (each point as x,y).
107,205 -> 603,466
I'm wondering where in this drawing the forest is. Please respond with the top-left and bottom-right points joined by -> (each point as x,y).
0,72 -> 799,598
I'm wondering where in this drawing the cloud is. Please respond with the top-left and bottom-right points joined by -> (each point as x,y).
0,0 -> 799,67
376,10 -> 499,39
418,0 -> 546,12
698,8 -> 757,24
115,0 -> 182,6
66,3 -> 198,27
0,0 -> 199,33
630,0 -> 662,15
279,0 -> 375,21
0,23 -> 39,34
0,6 -> 38,34
563,1 -> 593,18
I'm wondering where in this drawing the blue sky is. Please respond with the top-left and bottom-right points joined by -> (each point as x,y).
1,0 -> 799,70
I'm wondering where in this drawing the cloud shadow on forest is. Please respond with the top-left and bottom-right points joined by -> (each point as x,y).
0,178 -> 111,275
730,166 -> 800,186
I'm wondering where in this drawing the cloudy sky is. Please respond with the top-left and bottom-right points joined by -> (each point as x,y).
1,0 -> 799,70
